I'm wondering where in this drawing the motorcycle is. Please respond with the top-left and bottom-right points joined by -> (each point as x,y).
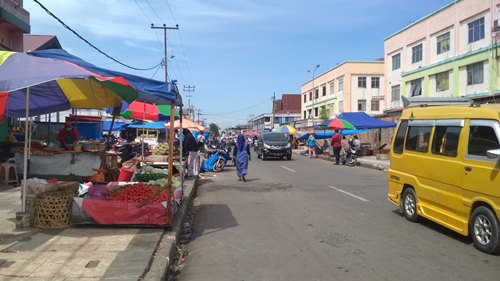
341,140 -> 358,167
203,145 -> 232,172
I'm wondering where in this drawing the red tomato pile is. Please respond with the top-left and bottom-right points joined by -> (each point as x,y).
106,183 -> 168,203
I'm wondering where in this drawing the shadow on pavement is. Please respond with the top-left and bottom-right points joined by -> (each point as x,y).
191,204 -> 238,241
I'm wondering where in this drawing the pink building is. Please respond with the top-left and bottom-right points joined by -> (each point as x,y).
0,0 -> 30,51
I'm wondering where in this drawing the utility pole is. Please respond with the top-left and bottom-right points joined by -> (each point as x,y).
196,109 -> 203,124
183,85 -> 195,119
271,92 -> 276,129
151,24 -> 179,81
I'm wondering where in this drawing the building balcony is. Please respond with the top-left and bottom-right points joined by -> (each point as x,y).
0,0 -> 30,33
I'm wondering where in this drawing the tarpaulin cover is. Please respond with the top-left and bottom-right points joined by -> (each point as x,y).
30,49 -> 183,106
298,130 -> 370,141
337,112 -> 396,129
82,198 -> 170,226
102,121 -> 128,131
128,121 -> 166,130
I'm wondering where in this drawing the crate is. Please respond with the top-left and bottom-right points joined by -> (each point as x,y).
145,155 -> 168,163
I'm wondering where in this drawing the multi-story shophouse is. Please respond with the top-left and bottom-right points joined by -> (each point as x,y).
298,62 -> 385,130
0,0 -> 30,51
249,94 -> 301,132
384,0 -> 500,117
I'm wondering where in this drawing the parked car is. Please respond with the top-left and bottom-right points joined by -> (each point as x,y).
256,132 -> 292,160
387,104 -> 500,254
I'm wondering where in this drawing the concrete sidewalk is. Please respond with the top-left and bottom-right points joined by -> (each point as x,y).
293,149 -> 390,171
0,178 -> 198,281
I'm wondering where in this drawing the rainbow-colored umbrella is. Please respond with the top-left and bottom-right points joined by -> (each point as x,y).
319,118 -> 356,130
121,101 -> 179,121
0,51 -> 137,121
272,125 -> 297,134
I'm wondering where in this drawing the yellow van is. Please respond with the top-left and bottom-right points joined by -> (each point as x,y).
387,104 -> 500,254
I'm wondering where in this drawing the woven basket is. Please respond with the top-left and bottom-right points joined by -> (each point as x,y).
34,190 -> 73,229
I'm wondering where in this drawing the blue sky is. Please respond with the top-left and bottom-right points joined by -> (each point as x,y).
24,0 -> 452,128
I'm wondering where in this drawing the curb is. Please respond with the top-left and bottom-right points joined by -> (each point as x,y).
141,176 -> 200,281
292,151 -> 389,172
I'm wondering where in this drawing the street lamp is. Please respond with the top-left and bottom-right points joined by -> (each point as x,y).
308,64 -> 320,126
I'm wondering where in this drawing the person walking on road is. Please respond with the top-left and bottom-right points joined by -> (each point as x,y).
233,134 -> 251,182
331,129 -> 342,165
307,132 -> 316,158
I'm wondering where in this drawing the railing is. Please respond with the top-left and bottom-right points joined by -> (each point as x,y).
0,0 -> 30,24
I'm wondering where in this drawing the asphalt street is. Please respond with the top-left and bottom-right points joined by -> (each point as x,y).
179,151 -> 500,281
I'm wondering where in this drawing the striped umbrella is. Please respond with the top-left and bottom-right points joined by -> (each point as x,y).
319,118 -> 356,130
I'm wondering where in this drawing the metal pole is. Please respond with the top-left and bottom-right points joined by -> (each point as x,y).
21,88 -> 30,213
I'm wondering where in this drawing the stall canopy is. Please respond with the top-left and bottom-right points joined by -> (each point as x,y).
29,49 -> 182,106
129,121 -> 166,130
298,130 -> 369,141
336,112 -> 396,129
102,121 -> 128,131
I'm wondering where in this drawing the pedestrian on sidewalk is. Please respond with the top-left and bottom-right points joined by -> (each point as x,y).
307,132 -> 316,158
183,129 -> 200,177
331,129 -> 342,165
233,134 -> 251,182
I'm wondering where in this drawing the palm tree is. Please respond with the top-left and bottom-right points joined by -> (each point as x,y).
209,122 -> 220,137
319,105 -> 330,123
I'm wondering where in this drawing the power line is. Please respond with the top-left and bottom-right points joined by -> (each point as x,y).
33,0 -> 162,71
134,0 -> 163,50
204,98 -> 272,116
146,0 -> 165,24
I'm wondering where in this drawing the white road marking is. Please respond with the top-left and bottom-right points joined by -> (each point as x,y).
328,186 -> 369,202
281,166 -> 296,173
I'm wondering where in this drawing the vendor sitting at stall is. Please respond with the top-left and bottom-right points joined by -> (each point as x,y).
57,122 -> 79,149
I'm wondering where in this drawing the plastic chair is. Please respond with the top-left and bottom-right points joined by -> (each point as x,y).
0,163 -> 18,185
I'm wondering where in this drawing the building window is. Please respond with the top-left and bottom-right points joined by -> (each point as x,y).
410,79 -> 422,97
406,125 -> 432,153
437,32 -> 450,54
371,100 -> 380,111
303,94 -> 306,103
314,107 -> 318,117
309,91 -> 312,101
357,99 -> 367,111
432,126 -> 461,157
358,77 -> 367,88
338,77 -> 344,91
468,17 -> 485,43
304,111 -> 307,119
392,53 -> 401,70
371,77 -> 380,88
435,71 -> 449,92
391,85 -> 400,101
322,85 -> 326,96
314,89 -> 319,99
339,101 -> 344,113
329,81 -> 335,95
329,103 -> 334,115
467,61 -> 484,85
412,43 -> 423,63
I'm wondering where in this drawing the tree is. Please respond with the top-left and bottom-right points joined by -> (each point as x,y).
209,122 -> 220,137
319,105 -> 330,122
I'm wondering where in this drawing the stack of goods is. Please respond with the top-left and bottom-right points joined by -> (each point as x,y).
134,165 -> 168,185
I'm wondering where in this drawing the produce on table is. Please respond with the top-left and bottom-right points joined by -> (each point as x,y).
106,183 -> 168,203
151,142 -> 169,155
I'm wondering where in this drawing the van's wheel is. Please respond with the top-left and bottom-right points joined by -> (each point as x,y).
401,188 -> 418,222
470,206 -> 500,254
